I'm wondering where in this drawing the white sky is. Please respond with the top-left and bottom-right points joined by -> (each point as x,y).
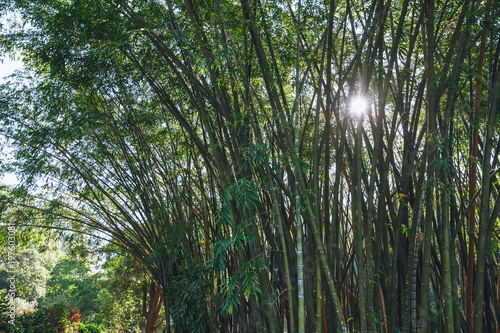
0,56 -> 23,77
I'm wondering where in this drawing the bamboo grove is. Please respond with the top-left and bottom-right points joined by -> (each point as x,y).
1,0 -> 500,332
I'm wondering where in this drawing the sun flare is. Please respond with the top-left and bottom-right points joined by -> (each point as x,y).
349,96 -> 369,117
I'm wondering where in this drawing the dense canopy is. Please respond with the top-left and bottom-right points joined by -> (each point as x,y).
1,0 -> 500,332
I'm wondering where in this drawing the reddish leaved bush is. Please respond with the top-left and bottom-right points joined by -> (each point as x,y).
67,308 -> 81,324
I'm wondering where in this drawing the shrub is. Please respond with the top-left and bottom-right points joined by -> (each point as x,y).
47,304 -> 69,332
0,310 -> 54,333
77,322 -> 102,333
68,308 -> 81,324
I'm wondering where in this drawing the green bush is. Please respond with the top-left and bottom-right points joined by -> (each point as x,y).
0,290 -> 13,331
0,290 -> 7,314
0,308 -> 107,333
0,310 -> 55,333
47,304 -> 69,332
77,322 -> 102,333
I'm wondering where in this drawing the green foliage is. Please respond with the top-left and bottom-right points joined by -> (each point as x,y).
219,261 -> 261,316
0,310 -> 54,333
233,178 -> 259,213
47,304 -> 69,332
0,224 -> 147,331
0,306 -> 105,333
77,322 -> 102,333
242,143 -> 269,172
0,290 -> 13,331
0,0 -> 499,331
34,258 -> 100,315
95,256 -> 144,331
168,259 -> 214,333
0,240 -> 62,306
0,290 -> 7,315
37,259 -> 101,316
